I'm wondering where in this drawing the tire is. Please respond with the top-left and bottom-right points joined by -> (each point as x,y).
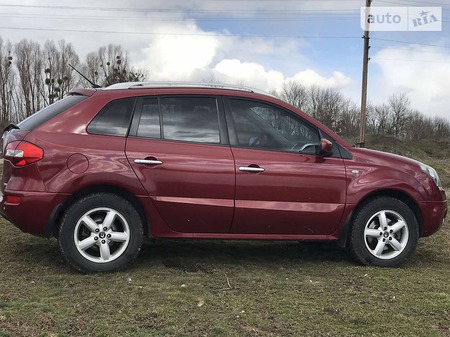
58,193 -> 143,273
349,197 -> 419,267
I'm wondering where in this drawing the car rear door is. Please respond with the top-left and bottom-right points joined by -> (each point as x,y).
125,95 -> 235,233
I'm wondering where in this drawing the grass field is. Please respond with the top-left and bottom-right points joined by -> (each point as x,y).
1,137 -> 449,337
0,209 -> 449,337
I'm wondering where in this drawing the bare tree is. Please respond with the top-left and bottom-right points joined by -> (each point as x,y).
433,117 -> 450,140
336,100 -> 360,139
373,103 -> 391,135
15,39 -> 44,118
0,38 -> 16,126
43,40 -> 80,104
279,81 -> 309,111
306,86 -> 344,130
82,44 -> 147,87
405,110 -> 432,140
388,93 -> 411,138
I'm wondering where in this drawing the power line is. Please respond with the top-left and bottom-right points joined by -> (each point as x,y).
372,57 -> 450,63
370,45 -> 450,54
0,26 -> 359,39
371,38 -> 450,49
377,0 -> 450,7
0,4 -> 360,14
0,13 -> 359,22
0,26 -> 446,49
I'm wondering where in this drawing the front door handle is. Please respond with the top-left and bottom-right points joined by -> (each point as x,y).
239,166 -> 265,173
135,159 -> 163,165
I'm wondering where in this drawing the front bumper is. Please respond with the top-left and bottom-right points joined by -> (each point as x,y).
419,197 -> 448,237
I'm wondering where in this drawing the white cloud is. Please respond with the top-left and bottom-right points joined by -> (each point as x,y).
137,24 -> 219,80
133,22 -> 308,91
372,45 -> 450,120
287,69 -> 353,89
212,59 -> 284,89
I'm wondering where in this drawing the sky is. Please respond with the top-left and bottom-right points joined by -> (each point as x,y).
0,0 -> 449,121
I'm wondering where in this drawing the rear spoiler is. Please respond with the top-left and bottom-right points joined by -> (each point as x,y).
69,88 -> 97,97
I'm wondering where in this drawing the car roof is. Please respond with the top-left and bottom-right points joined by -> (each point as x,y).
102,81 -> 275,96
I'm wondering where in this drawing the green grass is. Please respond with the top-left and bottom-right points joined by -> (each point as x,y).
1,213 -> 449,337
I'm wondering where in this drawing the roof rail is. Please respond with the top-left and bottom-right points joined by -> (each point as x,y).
103,81 -> 271,95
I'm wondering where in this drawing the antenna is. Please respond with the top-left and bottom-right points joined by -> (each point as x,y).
68,64 -> 101,89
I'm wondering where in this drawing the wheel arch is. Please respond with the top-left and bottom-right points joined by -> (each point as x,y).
338,188 -> 423,248
46,184 -> 149,238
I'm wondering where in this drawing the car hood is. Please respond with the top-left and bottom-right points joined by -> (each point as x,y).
347,147 -> 423,173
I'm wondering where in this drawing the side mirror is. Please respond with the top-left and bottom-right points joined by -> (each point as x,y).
298,139 -> 333,156
319,138 -> 333,156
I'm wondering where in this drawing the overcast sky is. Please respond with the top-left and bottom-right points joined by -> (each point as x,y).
0,0 -> 449,120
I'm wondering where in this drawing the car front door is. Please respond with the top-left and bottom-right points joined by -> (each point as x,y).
226,98 -> 347,236
126,96 -> 235,233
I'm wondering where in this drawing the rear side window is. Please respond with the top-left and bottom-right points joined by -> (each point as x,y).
134,96 -> 221,144
88,98 -> 135,137
161,97 -> 220,143
18,95 -> 87,131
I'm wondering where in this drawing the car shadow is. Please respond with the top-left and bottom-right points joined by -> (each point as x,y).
4,236 -> 352,274
133,239 -> 353,272
10,236 -> 445,273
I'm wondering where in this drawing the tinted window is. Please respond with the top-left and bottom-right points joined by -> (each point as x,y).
88,98 -> 135,137
18,95 -> 87,131
160,97 -> 220,143
136,98 -> 160,138
229,99 -> 320,153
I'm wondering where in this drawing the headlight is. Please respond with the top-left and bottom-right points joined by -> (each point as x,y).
419,162 -> 442,187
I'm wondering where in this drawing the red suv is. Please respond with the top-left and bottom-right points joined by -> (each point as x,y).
1,82 -> 447,273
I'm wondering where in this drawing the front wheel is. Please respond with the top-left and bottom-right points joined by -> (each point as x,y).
349,197 -> 419,267
58,193 -> 143,273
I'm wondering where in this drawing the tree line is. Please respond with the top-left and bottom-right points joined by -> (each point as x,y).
0,37 -> 145,126
274,81 -> 450,142
0,37 -> 448,142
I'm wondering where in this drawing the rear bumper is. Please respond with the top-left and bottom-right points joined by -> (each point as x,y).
0,190 -> 69,237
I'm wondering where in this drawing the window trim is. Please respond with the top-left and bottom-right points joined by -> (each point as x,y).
129,96 -> 161,139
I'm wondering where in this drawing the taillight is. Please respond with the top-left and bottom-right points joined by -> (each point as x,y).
4,141 -> 44,166
5,195 -> 21,205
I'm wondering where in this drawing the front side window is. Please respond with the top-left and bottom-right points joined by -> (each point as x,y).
229,99 -> 320,153
160,97 -> 220,144
87,98 -> 135,137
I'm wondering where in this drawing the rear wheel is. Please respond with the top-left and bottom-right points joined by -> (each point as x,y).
58,193 -> 143,273
349,197 -> 419,267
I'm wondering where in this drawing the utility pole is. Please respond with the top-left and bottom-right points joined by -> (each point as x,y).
359,0 -> 372,147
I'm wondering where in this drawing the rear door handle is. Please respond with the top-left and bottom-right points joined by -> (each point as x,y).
134,159 -> 163,165
239,166 -> 265,173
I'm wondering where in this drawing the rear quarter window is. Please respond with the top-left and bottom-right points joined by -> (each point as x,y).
87,98 -> 135,137
18,95 -> 87,131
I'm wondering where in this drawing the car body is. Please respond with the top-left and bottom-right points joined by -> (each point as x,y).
1,82 -> 447,272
